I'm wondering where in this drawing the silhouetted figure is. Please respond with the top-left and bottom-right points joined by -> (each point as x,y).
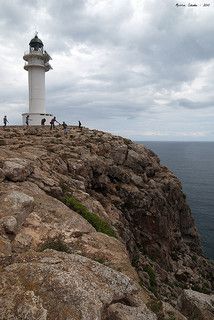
41,118 -> 46,126
62,121 -> 68,135
50,116 -> 59,130
3,115 -> 9,128
78,120 -> 82,131
26,115 -> 30,126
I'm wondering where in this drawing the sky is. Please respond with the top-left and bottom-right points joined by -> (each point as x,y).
1,0 -> 214,140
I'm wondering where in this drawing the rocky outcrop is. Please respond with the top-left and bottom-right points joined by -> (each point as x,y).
2,157 -> 33,181
0,256 -> 153,320
0,126 -> 213,319
178,290 -> 214,320
0,250 -> 157,320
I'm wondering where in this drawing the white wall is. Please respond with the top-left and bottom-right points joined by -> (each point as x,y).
22,113 -> 53,126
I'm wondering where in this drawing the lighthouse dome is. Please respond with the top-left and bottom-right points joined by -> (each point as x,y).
29,34 -> 43,50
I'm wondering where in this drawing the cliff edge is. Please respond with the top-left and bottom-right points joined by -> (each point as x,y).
0,126 -> 213,320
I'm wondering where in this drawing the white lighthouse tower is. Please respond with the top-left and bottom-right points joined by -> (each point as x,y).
22,33 -> 53,125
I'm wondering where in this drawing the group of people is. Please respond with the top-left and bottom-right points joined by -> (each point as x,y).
2,115 -> 82,135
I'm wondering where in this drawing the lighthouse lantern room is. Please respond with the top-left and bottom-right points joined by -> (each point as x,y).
22,33 -> 53,125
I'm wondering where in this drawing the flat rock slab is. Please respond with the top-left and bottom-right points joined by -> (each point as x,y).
0,250 -> 155,320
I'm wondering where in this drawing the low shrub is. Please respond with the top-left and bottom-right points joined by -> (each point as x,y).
147,300 -> 162,315
192,284 -> 211,294
39,237 -> 71,253
94,257 -> 106,264
167,315 -> 176,320
144,265 -> 157,293
63,195 -> 116,238
131,254 -> 139,268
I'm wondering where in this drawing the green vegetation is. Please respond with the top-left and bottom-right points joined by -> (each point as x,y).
94,257 -> 106,264
146,300 -> 164,320
131,254 -> 140,268
166,315 -> 176,320
39,237 -> 71,253
192,254 -> 197,262
63,195 -> 116,238
192,284 -> 211,294
147,300 -> 162,316
60,182 -> 71,195
174,281 -> 187,289
144,265 -> 157,293
147,300 -> 176,320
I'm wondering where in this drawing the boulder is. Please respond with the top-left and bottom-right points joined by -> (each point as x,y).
0,191 -> 34,227
3,158 -> 33,181
178,289 -> 214,320
162,301 -> 187,320
2,216 -> 18,234
107,302 -> 157,320
71,232 -> 139,282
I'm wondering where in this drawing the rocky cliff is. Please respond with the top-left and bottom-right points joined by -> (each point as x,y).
0,126 -> 213,320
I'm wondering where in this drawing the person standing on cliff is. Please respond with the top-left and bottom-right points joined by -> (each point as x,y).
41,118 -> 46,126
26,115 -> 30,126
62,121 -> 68,135
3,115 -> 9,128
50,116 -> 60,130
78,120 -> 82,131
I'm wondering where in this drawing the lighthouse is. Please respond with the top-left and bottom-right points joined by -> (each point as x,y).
22,33 -> 53,125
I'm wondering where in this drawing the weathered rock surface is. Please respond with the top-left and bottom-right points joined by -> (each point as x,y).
0,250 -> 156,320
2,157 -> 33,181
106,303 -> 157,320
0,126 -> 213,320
178,289 -> 214,320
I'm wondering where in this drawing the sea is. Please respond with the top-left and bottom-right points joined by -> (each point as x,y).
139,141 -> 214,260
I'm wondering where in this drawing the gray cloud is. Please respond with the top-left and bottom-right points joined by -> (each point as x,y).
0,0 -> 214,139
173,98 -> 214,109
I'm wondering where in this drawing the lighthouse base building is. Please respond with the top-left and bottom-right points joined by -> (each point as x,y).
21,112 -> 53,126
23,34 -> 53,125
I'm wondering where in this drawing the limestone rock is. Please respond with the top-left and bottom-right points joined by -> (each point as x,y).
2,191 -> 34,212
0,250 -> 156,320
162,302 -> 187,320
3,158 -> 33,181
107,302 -> 157,320
0,190 -> 34,228
71,232 -> 139,282
0,235 -> 12,257
178,289 -> 214,320
2,216 -> 18,234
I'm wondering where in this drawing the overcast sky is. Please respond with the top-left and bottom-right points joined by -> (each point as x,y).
1,0 -> 214,140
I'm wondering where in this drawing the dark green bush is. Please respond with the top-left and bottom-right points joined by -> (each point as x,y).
144,265 -> 157,292
147,300 -> 162,315
192,255 -> 197,262
39,237 -> 71,253
167,315 -> 176,320
63,195 -> 116,238
131,254 -> 139,268
94,257 -> 106,264
192,284 -> 211,294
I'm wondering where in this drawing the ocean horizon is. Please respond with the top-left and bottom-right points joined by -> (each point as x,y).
138,141 -> 214,260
